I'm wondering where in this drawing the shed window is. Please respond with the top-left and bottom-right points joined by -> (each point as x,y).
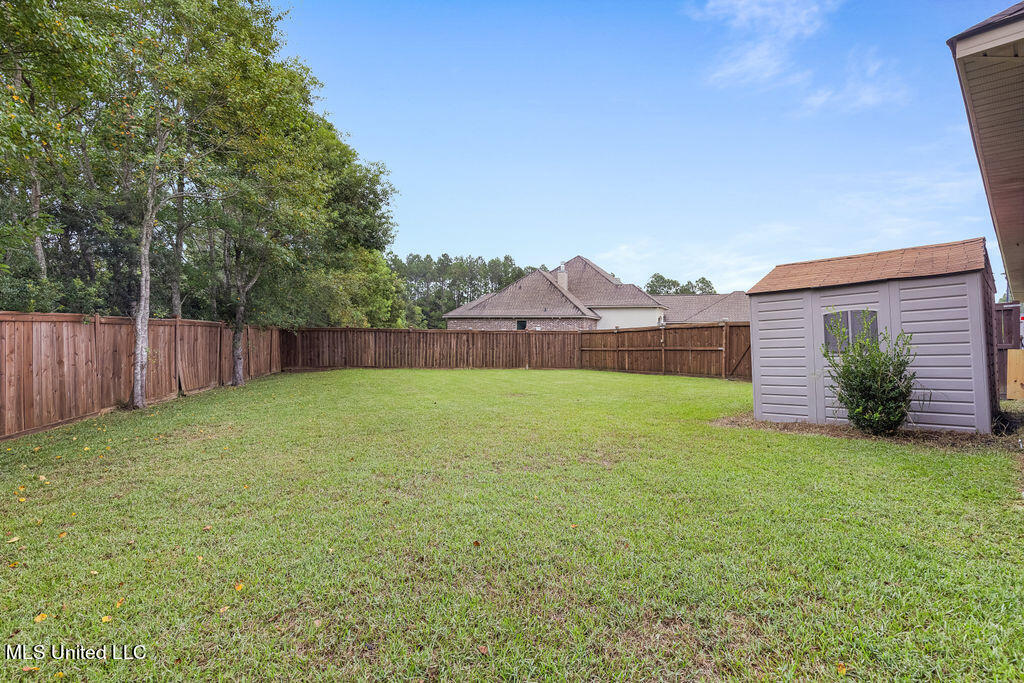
516,320 -> 527,330
824,309 -> 878,353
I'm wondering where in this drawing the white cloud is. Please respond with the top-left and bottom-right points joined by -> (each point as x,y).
692,0 -> 841,87
691,1 -> 907,113
799,47 -> 909,114
593,165 -> 988,293
597,223 -> 807,293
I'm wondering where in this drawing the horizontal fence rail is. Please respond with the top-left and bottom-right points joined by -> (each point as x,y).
0,312 -> 280,440
580,323 -> 751,379
282,323 -> 752,380
1,313 -> 750,440
280,328 -> 582,370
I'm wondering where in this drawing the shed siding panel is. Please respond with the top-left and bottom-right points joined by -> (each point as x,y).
753,270 -> 992,433
752,293 -> 811,421
898,273 -> 985,432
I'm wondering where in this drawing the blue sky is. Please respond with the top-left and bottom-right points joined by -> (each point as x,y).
277,0 -> 1010,293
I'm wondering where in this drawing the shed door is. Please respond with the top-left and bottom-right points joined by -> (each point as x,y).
809,283 -> 892,424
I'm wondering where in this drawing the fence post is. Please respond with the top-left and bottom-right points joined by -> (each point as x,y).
218,321 -> 225,386
614,328 -> 620,372
577,330 -> 582,369
721,322 -> 728,378
93,313 -> 102,407
173,316 -> 181,394
661,326 -> 666,375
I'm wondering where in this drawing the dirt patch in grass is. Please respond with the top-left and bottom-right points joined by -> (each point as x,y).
713,411 -> 1023,453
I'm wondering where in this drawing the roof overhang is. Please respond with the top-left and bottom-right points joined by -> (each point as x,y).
949,9 -> 1024,298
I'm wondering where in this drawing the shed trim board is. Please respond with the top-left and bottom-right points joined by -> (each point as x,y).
750,272 -> 993,433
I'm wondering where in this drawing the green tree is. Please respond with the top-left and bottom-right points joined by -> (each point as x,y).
645,273 -> 717,295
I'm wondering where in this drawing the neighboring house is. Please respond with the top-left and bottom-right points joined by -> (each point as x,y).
655,291 -> 750,323
443,256 -> 666,331
748,238 -> 997,433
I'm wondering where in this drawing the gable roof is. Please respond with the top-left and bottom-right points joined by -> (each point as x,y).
557,256 -> 666,308
656,291 -> 750,323
947,2 -> 1024,47
748,238 -> 990,295
443,269 -> 598,319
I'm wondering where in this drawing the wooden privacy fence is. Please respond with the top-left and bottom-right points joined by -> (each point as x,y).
0,312 -> 280,440
580,323 -> 751,379
1,313 -> 751,440
280,323 -> 752,380
281,327 -> 582,370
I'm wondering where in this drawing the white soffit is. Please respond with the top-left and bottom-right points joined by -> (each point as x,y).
954,22 -> 1024,297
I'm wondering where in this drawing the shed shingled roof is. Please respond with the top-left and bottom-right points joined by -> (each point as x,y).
748,238 -> 989,295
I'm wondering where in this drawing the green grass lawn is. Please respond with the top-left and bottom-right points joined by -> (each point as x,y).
2,369 -> 1023,680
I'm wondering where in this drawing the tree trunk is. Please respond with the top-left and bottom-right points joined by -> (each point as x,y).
29,159 -> 46,279
131,125 -> 169,409
170,173 -> 185,317
207,220 -> 217,319
232,298 -> 245,386
132,211 -> 154,408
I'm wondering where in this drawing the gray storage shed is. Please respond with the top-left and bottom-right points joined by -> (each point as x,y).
747,238 -> 997,433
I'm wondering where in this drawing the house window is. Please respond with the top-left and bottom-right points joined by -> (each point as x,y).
516,320 -> 527,330
824,309 -> 878,353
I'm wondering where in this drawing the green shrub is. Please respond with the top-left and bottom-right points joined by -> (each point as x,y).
821,310 -> 918,435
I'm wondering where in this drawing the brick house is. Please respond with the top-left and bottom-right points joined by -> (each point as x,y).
443,256 -> 666,331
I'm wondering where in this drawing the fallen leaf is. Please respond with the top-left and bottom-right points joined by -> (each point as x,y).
235,583 -> 244,591
115,598 -> 124,608
197,555 -> 203,563
8,562 -> 18,568
218,606 -> 229,613
58,532 -> 67,539
838,662 -> 847,676
90,570 -> 98,575
472,540 -> 480,547
101,615 -> 112,623
477,645 -> 488,655
202,525 -> 212,532
22,666 -> 39,671
34,613 -> 46,623
17,498 -> 25,503
6,537 -> 18,543
313,619 -> 321,627
570,524 -> 578,529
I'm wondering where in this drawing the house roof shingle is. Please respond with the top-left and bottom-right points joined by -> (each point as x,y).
656,291 -> 750,323
557,256 -> 665,308
443,255 -> 664,320
947,1 -> 1024,47
443,269 -> 599,319
748,238 -> 989,295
